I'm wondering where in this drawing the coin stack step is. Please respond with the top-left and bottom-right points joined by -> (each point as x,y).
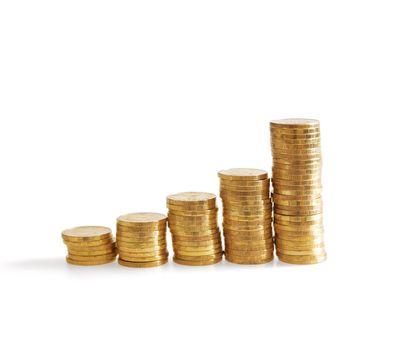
167,192 -> 223,266
62,226 -> 117,266
218,168 -> 274,264
116,212 -> 168,268
270,118 -> 326,264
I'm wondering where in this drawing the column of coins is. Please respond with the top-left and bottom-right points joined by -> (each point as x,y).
62,226 -> 117,266
166,192 -> 223,266
116,213 -> 168,268
270,118 -> 326,264
218,168 -> 274,264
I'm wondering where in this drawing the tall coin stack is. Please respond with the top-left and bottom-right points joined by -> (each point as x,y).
116,213 -> 168,268
218,168 -> 274,264
167,192 -> 223,266
270,118 -> 326,264
62,226 -> 117,266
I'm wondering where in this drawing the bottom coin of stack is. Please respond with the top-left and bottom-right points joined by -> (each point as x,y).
62,226 -> 117,266
218,168 -> 274,264
167,192 -> 223,266
116,212 -> 168,268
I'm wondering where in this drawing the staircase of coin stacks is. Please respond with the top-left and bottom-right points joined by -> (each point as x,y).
61,118 -> 326,267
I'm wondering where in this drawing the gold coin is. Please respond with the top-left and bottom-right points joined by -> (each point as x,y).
173,239 -> 222,250
119,248 -> 168,260
226,248 -> 274,257
274,213 -> 322,222
118,245 -> 167,254
117,240 -> 167,249
223,217 -> 271,226
276,241 -> 324,250
220,192 -> 269,200
272,173 -> 321,182
272,193 -> 321,201
277,253 -> 326,264
170,227 -> 220,235
172,233 -> 221,242
116,231 -> 166,240
271,141 -> 320,150
272,163 -> 321,171
167,192 -> 216,206
218,168 -> 268,181
66,256 -> 115,266
223,230 -> 272,238
119,252 -> 168,262
225,254 -> 273,265
116,234 -> 166,244
118,258 -> 168,268
276,247 -> 325,256
117,212 -> 167,228
173,247 -> 223,256
168,223 -> 218,232
271,134 -> 321,142
274,208 -> 322,216
223,204 -> 272,212
225,242 -> 273,251
67,252 -> 117,261
62,226 -> 112,242
167,213 -> 217,221
272,168 -> 321,177
116,225 -> 167,234
220,179 -> 269,186
220,183 -> 270,191
174,253 -> 223,262
64,238 -> 114,248
167,208 -> 218,217
270,118 -> 320,128
274,201 -> 322,209
68,246 -> 116,256
272,188 -> 322,196
173,256 -> 222,266
274,223 -> 324,233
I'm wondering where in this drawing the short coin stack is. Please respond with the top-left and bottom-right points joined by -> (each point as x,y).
270,118 -> 326,264
167,192 -> 223,266
116,212 -> 168,268
218,168 -> 274,264
62,226 -> 117,266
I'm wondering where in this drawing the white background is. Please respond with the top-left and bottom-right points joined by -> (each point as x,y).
1,1 -> 398,349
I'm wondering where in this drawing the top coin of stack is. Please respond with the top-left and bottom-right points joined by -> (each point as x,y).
62,226 -> 117,266
270,118 -> 326,264
167,192 -> 223,266
116,212 -> 168,268
218,168 -> 274,264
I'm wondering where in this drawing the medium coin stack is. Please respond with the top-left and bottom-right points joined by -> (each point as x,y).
167,192 -> 223,266
62,226 -> 117,266
270,118 -> 326,264
218,168 -> 274,264
116,212 -> 168,268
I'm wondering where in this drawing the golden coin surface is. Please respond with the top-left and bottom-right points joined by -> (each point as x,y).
116,235 -> 166,244
67,246 -> 116,256
118,258 -> 168,268
225,254 -> 273,265
276,241 -> 325,250
64,238 -> 114,248
119,252 -> 168,262
173,256 -> 222,266
173,247 -> 223,256
118,246 -> 167,254
167,192 -> 216,206
172,239 -> 221,247
276,247 -> 325,256
270,118 -> 319,127
274,213 -> 322,223
117,240 -> 167,249
167,208 -> 218,217
274,223 -> 324,232
226,248 -> 274,257
220,179 -> 269,186
277,253 -> 326,265
62,226 -> 112,242
225,242 -> 273,251
172,233 -> 221,242
218,168 -> 268,181
272,193 -> 321,201
174,253 -> 223,262
117,212 -> 167,227
67,251 -> 116,260
66,256 -> 116,266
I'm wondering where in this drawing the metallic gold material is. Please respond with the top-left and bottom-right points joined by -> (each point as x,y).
270,118 -> 326,265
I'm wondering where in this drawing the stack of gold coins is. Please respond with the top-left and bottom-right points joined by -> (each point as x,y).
116,212 -> 168,268
270,118 -> 326,264
218,168 -> 273,264
167,192 -> 223,266
62,226 -> 117,266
